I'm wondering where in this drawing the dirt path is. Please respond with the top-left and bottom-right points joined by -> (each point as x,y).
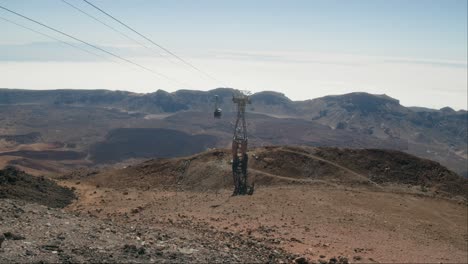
279,148 -> 383,188
249,168 -> 340,187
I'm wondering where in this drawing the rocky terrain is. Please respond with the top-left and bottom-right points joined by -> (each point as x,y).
0,167 -> 297,263
0,88 -> 466,177
71,146 -> 467,199
0,87 -> 467,263
0,198 -> 302,263
298,92 -> 468,177
0,166 -> 75,208
61,147 -> 467,263
0,145 -> 467,263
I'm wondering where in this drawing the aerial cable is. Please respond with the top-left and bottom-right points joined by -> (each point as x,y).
62,0 -> 212,79
0,16 -> 112,62
60,0 -> 171,62
0,5 -> 190,88
82,0 -> 226,86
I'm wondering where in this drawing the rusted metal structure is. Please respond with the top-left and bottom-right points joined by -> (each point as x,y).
231,91 -> 254,195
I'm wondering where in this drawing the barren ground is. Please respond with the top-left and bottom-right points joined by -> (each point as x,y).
1,146 -> 467,263
64,181 -> 467,263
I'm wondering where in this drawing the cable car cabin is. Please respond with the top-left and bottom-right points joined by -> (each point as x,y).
214,108 -> 222,118
213,95 -> 222,118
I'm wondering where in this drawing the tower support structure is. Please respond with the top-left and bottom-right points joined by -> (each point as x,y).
231,91 -> 254,195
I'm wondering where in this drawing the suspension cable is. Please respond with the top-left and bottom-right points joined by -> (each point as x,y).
0,5 -> 190,88
82,0 -> 226,86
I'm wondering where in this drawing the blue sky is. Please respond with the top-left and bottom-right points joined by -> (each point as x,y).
0,0 -> 467,109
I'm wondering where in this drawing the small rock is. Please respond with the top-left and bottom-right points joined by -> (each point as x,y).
123,244 -> 145,255
138,247 -> 146,255
4,232 -> 25,240
123,244 -> 137,252
0,234 -> 5,248
338,257 -> 349,264
178,247 -> 198,254
294,256 -> 309,264
42,244 -> 60,251
354,248 -> 364,253
319,255 -> 326,258
131,206 -> 143,214
290,237 -> 303,243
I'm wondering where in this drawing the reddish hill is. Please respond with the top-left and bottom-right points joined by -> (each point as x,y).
72,146 -> 467,198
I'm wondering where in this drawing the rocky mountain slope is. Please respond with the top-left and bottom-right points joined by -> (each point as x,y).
65,146 -> 467,198
1,148 -> 467,263
0,88 -> 466,176
0,166 -> 75,208
298,93 -> 467,166
0,165 -> 297,263
59,147 -> 467,263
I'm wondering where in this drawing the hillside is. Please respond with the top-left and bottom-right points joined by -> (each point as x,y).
0,167 -> 294,263
67,146 -> 467,198
54,146 -> 467,263
0,166 -> 75,208
1,147 -> 466,263
0,88 -> 466,176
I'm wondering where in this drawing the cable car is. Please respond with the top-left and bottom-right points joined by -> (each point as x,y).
213,95 -> 222,118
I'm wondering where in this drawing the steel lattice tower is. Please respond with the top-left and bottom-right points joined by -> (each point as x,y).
231,91 -> 253,195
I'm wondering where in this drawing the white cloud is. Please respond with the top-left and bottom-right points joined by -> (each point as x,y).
0,50 -> 466,110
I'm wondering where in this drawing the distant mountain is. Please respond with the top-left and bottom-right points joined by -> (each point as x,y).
297,93 -> 467,174
0,88 -> 466,176
0,88 -> 236,113
298,92 -> 466,145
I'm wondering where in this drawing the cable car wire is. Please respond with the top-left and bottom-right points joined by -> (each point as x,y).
60,0 -> 201,79
82,0 -> 225,86
0,5 -> 190,88
60,0 -> 170,61
0,16 -> 111,62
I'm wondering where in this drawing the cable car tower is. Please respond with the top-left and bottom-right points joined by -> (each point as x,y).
231,90 -> 254,196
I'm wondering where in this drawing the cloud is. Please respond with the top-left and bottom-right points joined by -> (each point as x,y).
212,49 -> 468,69
383,58 -> 467,69
0,48 -> 466,110
0,41 -> 154,62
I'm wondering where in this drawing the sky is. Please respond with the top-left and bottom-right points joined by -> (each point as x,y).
0,0 -> 467,109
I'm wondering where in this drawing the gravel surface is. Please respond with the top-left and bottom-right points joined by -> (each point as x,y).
0,199 -> 297,263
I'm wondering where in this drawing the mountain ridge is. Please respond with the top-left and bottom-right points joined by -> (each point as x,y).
0,88 -> 466,177
1,87 -> 466,112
